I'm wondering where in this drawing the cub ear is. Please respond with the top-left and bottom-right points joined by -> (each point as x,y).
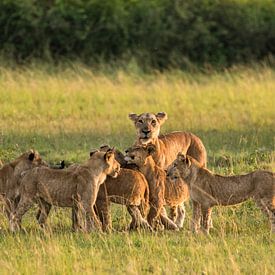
60,160 -> 65,169
177,152 -> 186,161
28,152 -> 35,161
128,113 -> 138,122
155,112 -> 168,124
99,144 -> 110,152
90,150 -> 98,157
186,155 -> 192,167
104,150 -> 114,163
146,144 -> 156,155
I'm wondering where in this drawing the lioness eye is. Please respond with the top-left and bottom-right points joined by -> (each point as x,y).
131,156 -> 135,160
138,120 -> 143,123
151,120 -> 156,124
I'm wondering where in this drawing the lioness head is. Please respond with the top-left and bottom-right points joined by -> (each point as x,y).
128,112 -> 168,144
124,144 -> 156,167
167,153 -> 192,180
11,150 -> 47,178
89,149 -> 120,178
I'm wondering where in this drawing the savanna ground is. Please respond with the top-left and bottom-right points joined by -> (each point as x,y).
0,64 -> 274,274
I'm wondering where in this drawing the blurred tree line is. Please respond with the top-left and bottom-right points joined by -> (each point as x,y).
0,0 -> 274,69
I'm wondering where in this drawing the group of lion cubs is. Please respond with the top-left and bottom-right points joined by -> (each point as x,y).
1,112 -> 274,234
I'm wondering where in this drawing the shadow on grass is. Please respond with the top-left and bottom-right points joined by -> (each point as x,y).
0,127 -> 273,168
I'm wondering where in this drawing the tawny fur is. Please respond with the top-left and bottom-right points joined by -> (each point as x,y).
164,176 -> 189,228
10,150 -> 120,233
167,153 -> 275,234
125,144 -> 179,231
128,112 -> 207,169
0,150 -> 46,221
95,145 -> 151,232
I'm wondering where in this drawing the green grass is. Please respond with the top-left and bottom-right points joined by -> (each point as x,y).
0,65 -> 274,274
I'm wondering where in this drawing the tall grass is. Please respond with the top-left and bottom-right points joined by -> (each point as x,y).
0,65 -> 274,274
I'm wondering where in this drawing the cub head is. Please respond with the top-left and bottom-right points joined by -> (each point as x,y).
167,153 -> 192,180
124,144 -> 156,167
128,112 -> 168,144
99,144 -> 127,167
90,149 -> 120,178
11,150 -> 48,178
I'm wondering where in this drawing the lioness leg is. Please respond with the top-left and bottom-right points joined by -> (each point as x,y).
10,196 -> 33,232
127,205 -> 152,231
160,207 -> 178,230
191,200 -> 201,233
175,204 -> 186,229
201,207 -> 212,234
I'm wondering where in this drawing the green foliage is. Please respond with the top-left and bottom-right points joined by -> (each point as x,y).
0,0 -> 275,69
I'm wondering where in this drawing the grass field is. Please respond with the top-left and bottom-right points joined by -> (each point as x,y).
0,65 -> 274,274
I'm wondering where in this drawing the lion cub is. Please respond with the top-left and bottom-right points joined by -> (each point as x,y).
96,145 -> 152,232
0,150 -> 46,220
10,149 -> 120,232
125,144 -> 179,230
167,153 -> 275,234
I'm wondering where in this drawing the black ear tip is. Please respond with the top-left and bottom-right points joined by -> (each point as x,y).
90,150 -> 98,157
60,160 -> 65,169
28,152 -> 35,161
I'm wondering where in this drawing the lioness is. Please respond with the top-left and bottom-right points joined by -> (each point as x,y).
128,112 -> 207,169
96,145 -> 151,232
125,144 -> 179,230
0,150 -> 46,220
167,153 -> 275,234
10,150 -> 120,232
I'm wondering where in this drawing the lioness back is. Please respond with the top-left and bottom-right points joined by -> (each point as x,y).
159,131 -> 207,168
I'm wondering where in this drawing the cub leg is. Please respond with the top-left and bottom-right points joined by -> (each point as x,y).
175,203 -> 186,229
169,206 -> 178,222
191,200 -> 201,234
127,205 -> 152,231
95,198 -> 112,233
160,207 -> 179,231
147,199 -> 163,230
36,198 -> 52,228
201,207 -> 212,234
10,196 -> 33,232
255,198 -> 275,233
81,194 -> 102,233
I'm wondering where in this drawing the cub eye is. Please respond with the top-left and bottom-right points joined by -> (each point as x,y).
131,156 -> 135,160
138,120 -> 143,123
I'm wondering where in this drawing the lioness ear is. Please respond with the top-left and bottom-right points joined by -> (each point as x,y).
28,152 -> 35,161
90,150 -> 98,157
146,144 -> 156,155
128,113 -> 138,122
156,112 -> 168,125
104,151 -> 114,163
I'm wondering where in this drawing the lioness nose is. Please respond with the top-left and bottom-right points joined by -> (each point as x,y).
142,130 -> 151,134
